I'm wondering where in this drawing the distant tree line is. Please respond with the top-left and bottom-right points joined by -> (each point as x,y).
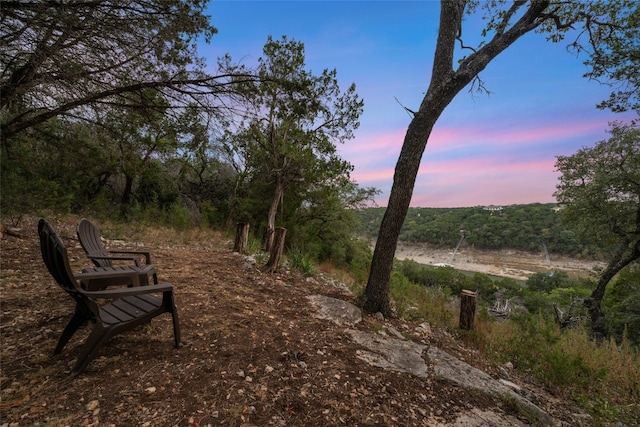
357,204 -> 602,258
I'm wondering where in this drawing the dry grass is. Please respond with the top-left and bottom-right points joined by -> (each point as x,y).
473,315 -> 639,424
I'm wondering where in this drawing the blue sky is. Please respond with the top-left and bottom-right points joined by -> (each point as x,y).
201,1 -> 630,208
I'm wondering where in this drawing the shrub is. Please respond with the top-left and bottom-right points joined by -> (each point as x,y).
288,248 -> 315,276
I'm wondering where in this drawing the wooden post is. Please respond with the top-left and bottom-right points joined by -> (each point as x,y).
263,227 -> 286,273
233,222 -> 250,254
459,290 -> 477,330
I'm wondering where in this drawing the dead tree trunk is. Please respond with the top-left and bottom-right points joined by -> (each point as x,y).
233,222 -> 250,254
459,290 -> 477,330
263,227 -> 286,273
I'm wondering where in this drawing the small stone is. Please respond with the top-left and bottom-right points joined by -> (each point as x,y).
498,366 -> 510,379
144,387 -> 156,394
418,322 -> 432,335
386,326 -> 405,340
86,400 -> 99,411
498,379 -> 521,392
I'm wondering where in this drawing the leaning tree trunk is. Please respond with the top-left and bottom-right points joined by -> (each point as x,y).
264,176 -> 284,252
362,0 -> 549,316
363,111 -> 440,316
587,240 -> 640,339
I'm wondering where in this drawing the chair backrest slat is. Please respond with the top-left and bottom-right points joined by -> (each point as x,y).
77,218 -> 111,268
38,219 -> 79,292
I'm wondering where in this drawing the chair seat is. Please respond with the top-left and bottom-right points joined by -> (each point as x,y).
80,265 -> 157,290
99,294 -> 163,325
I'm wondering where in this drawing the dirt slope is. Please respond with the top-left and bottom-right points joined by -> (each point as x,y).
1,216 -> 586,426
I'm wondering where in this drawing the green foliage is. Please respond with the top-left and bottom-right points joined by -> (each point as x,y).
357,204 -> 598,257
199,200 -> 219,228
1,1 -> 218,142
288,248 -> 315,276
555,121 -> 640,334
395,259 -> 505,305
603,263 -> 640,346
526,271 -> 571,293
389,271 -> 456,328
246,238 -> 268,263
396,260 -> 466,289
344,239 -> 374,285
220,35 -> 365,247
490,314 -> 595,386
1,121 -> 112,215
519,271 -> 593,318
482,314 -> 639,425
555,122 -> 640,250
578,0 -> 640,113
390,258 -> 638,425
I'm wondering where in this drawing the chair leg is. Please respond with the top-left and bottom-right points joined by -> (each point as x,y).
54,308 -> 87,355
72,324 -> 112,376
163,292 -> 182,348
172,309 -> 182,348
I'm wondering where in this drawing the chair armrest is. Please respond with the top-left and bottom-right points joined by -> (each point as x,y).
88,254 -> 141,267
82,282 -> 174,299
108,250 -> 152,264
75,270 -> 141,288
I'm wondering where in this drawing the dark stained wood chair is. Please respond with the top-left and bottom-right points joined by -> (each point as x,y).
76,218 -> 158,290
39,218 -> 181,376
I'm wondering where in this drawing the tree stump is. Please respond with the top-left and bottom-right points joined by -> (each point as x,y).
233,222 -> 250,254
459,290 -> 477,330
263,227 -> 286,273
263,228 -> 274,253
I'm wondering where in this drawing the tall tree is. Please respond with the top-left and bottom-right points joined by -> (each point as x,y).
363,0 -> 640,316
0,0 -> 245,144
95,91 -> 181,208
554,122 -> 640,337
223,36 -> 363,250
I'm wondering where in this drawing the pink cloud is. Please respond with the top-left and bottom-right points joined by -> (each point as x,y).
425,117 -> 611,153
407,169 -> 560,208
352,167 -> 395,183
343,113 -> 616,207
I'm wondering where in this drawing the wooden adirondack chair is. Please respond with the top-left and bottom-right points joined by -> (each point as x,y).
76,218 -> 158,290
39,218 -> 181,376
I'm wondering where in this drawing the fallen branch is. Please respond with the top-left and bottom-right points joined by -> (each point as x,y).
0,224 -> 26,239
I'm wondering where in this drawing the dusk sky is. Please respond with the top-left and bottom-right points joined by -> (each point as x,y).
202,1 -> 632,208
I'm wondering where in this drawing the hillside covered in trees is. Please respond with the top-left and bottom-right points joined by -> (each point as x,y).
357,203 -> 599,258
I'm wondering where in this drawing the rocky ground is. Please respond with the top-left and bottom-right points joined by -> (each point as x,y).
1,215 -> 593,426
